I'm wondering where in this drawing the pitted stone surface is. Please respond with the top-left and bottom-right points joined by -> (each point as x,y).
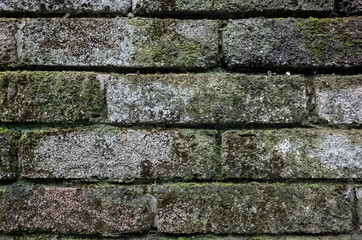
223,18 -> 362,69
18,18 -> 218,69
0,19 -> 17,67
106,73 -> 307,125
0,129 -> 16,179
0,0 -> 131,15
314,75 -> 362,124
337,0 -> 362,14
153,183 -> 353,234
133,0 -> 333,16
0,184 -> 153,235
19,128 -> 218,181
222,129 -> 362,179
0,71 -> 105,122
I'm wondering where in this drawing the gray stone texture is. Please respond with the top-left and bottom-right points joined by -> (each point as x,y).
18,18 -> 218,69
357,187 -> 362,232
106,73 -> 307,125
19,128 -> 218,182
0,129 -> 16,179
0,71 -> 105,122
153,183 -> 353,234
0,184 -> 153,235
0,19 -> 17,67
337,0 -> 362,14
314,75 -> 362,125
222,129 -> 362,180
133,0 -> 334,15
0,0 -> 131,15
223,18 -> 362,69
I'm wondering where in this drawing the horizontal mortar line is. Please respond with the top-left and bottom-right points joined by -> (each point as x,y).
1,178 -> 361,187
2,65 -> 362,76
0,11 -> 338,20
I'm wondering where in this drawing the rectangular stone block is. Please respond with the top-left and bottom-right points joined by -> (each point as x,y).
314,75 -> 361,125
153,183 -> 353,234
0,0 -> 131,15
0,71 -> 105,122
0,129 -> 16,179
133,0 -> 334,16
19,127 -> 219,182
106,73 -> 307,125
0,184 -> 153,235
19,18 -> 218,69
223,18 -> 362,69
222,129 -> 362,180
357,187 -> 362,232
337,0 -> 362,14
0,19 -> 17,67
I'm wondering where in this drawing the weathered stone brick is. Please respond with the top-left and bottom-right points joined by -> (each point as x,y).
0,19 -> 17,67
223,18 -> 362,69
133,0 -> 333,16
106,73 -> 307,125
222,129 -> 362,180
0,129 -> 16,179
0,0 -> 131,15
0,71 -> 105,122
19,127 -> 218,182
18,18 -> 218,69
0,184 -> 153,235
337,0 -> 362,14
314,75 -> 361,125
357,187 -> 362,232
153,183 -> 353,234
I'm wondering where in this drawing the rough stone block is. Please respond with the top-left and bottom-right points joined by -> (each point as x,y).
133,0 -> 334,16
106,73 -> 307,125
0,184 -> 153,235
0,0 -> 131,15
222,129 -> 362,180
357,187 -> 362,232
18,18 -> 218,69
337,0 -> 362,14
223,18 -> 362,69
19,128 -> 218,182
0,19 -> 17,67
153,183 -> 352,234
0,129 -> 16,179
314,75 -> 361,125
0,71 -> 105,122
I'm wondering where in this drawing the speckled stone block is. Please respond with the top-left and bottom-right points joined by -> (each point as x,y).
19,128 -> 219,182
223,18 -> 362,69
222,129 -> 362,180
18,18 -> 218,69
357,187 -> 362,232
0,0 -> 131,15
337,0 -> 362,14
0,129 -> 17,179
133,0 -> 333,16
153,183 -> 353,234
0,19 -> 17,67
0,184 -> 153,235
314,75 -> 362,125
0,71 -> 105,122
106,73 -> 307,125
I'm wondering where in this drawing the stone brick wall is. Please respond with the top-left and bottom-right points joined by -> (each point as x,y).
0,1 -> 361,239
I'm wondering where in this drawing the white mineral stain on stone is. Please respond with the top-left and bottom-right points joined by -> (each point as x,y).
274,139 -> 292,158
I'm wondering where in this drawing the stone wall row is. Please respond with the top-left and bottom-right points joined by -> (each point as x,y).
1,127 -> 361,181
0,1 -> 360,16
0,72 -> 361,125
0,183 -> 359,235
0,17 -> 361,69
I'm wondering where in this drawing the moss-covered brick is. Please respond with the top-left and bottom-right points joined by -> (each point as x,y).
18,18 -> 218,69
133,0 -> 333,16
223,18 -> 362,69
0,0 -> 131,15
106,73 -> 307,125
0,71 -> 105,122
314,75 -> 362,125
153,183 -> 353,234
0,19 -> 17,68
0,184 -> 153,235
19,127 -> 219,182
222,129 -> 362,180
0,128 -> 17,179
